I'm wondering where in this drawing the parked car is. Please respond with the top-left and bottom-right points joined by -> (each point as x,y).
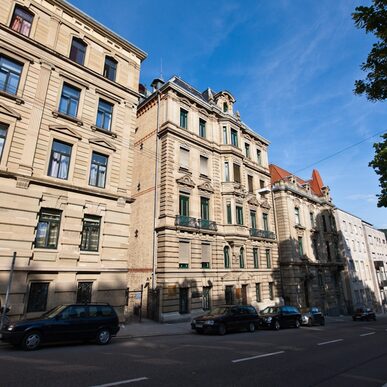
352,307 -> 376,321
191,305 -> 259,335
258,305 -> 301,330
301,307 -> 325,326
0,303 -> 120,350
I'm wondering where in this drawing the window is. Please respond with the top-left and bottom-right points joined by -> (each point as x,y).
262,213 -> 269,231
250,210 -> 257,229
180,147 -> 190,170
223,126 -> 228,144
225,285 -> 234,305
255,283 -> 261,302
179,287 -> 189,314
10,5 -> 33,37
0,55 -> 23,95
236,206 -> 243,225
89,152 -> 108,188
310,212 -> 314,228
295,207 -> 301,225
245,143 -> 250,158
200,155 -> 208,176
326,241 -> 331,261
239,247 -> 245,268
35,209 -> 61,249
200,197 -> 209,220
59,83 -> 81,117
233,163 -> 241,183
180,108 -> 188,129
76,282 -> 92,303
257,149 -> 262,165
223,102 -> 228,113
27,282 -> 49,313
226,203 -> 232,224
224,162 -> 230,182
179,240 -> 190,269
0,123 -> 7,161
202,286 -> 211,310
179,194 -> 189,216
298,237 -> 303,257
322,215 -> 327,232
48,140 -> 72,179
103,56 -> 117,81
260,179 -> 265,189
313,238 -> 319,260
224,246 -> 230,268
253,248 -> 259,268
199,119 -> 206,138
80,216 -> 101,251
201,243 -> 211,269
96,99 -> 113,131
266,249 -> 271,268
69,37 -> 87,65
269,282 -> 274,300
231,129 -> 238,146
248,175 -> 254,193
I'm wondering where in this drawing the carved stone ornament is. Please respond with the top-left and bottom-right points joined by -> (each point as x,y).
247,195 -> 260,207
0,102 -> 21,120
49,125 -> 82,140
176,174 -> 196,189
88,138 -> 116,151
198,181 -> 214,193
260,199 -> 271,209
233,183 -> 247,198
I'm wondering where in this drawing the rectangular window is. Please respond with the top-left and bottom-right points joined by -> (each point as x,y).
233,163 -> 241,183
248,175 -> 254,193
179,287 -> 189,314
298,237 -> 304,257
250,210 -> 257,229
231,129 -> 238,146
200,197 -> 209,220
326,241 -> 331,261
223,126 -> 228,144
201,243 -> 211,269
10,6 -> 33,36
48,140 -> 72,180
224,246 -> 230,268
200,155 -> 208,176
225,285 -> 234,305
269,282 -> 274,300
257,149 -> 262,165
310,212 -> 314,228
313,238 -> 319,260
236,206 -> 244,225
0,55 -> 23,95
262,213 -> 269,231
245,143 -> 250,158
179,240 -> 190,268
224,162 -> 230,182
260,179 -> 265,189
27,282 -> 49,313
322,215 -> 327,232
266,249 -> 271,268
199,119 -> 206,138
76,282 -> 92,303
253,248 -> 259,269
180,108 -> 188,129
69,37 -> 87,65
103,56 -> 117,81
35,209 -> 61,249
179,194 -> 189,216
96,99 -> 113,131
202,286 -> 211,310
0,123 -> 7,161
59,83 -> 81,117
80,216 -> 101,252
239,248 -> 245,268
255,283 -> 261,302
180,147 -> 189,170
226,203 -> 232,224
89,152 -> 108,188
295,207 -> 301,225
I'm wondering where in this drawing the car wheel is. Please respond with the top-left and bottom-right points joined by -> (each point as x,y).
22,331 -> 41,351
96,329 -> 111,345
273,320 -> 281,331
295,319 -> 300,329
248,322 -> 255,333
307,318 -> 313,327
218,324 -> 226,336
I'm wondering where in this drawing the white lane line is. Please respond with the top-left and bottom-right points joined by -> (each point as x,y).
232,350 -> 285,363
317,339 -> 344,346
90,377 -> 148,387
360,332 -> 376,337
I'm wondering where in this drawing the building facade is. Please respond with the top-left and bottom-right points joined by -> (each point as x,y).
0,0 -> 146,320
270,165 -> 346,315
132,77 -> 281,322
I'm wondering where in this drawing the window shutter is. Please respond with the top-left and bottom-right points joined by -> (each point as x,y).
179,241 -> 190,264
201,243 -> 211,263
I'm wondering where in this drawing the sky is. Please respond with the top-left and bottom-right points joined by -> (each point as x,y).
69,0 -> 387,228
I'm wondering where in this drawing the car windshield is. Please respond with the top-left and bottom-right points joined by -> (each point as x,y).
300,307 -> 311,313
261,307 -> 279,314
209,307 -> 230,315
40,305 -> 68,319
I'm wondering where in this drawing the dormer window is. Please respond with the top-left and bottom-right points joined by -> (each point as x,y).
10,6 -> 33,37
103,56 -> 117,81
70,37 -> 87,65
223,102 -> 228,113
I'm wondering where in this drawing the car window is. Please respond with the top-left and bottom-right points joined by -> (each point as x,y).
60,305 -> 88,319
261,307 -> 279,314
210,307 -> 229,315
98,305 -> 114,317
230,307 -> 240,315
247,306 -> 257,315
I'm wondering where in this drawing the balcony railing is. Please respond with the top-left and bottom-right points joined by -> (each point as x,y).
175,216 -> 217,231
198,219 -> 218,231
249,228 -> 276,240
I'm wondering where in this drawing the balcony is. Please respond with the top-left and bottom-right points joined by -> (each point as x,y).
175,215 -> 197,228
250,228 -> 276,240
198,219 -> 218,231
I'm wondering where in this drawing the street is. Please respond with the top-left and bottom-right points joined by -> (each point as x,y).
1,318 -> 387,387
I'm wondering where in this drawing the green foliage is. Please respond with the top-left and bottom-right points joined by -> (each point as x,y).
369,133 -> 387,207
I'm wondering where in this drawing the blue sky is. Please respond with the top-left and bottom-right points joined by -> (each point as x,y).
70,0 -> 387,228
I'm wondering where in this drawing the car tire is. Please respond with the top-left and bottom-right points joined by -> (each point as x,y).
295,319 -> 300,329
96,328 -> 111,345
248,322 -> 255,333
218,324 -> 226,336
273,320 -> 281,330
22,331 -> 41,351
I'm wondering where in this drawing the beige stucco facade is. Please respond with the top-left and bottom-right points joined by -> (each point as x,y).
0,0 -> 146,320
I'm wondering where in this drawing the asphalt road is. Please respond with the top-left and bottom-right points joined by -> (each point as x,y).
1,318 -> 387,387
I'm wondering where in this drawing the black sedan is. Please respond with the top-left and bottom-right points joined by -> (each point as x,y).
191,305 -> 259,335
352,307 -> 376,321
301,307 -> 325,326
258,305 -> 302,330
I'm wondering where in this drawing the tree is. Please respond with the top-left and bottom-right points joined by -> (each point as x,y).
353,1 -> 387,207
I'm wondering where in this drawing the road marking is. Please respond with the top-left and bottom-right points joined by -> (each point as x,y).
232,351 -> 285,363
90,377 -> 148,387
317,339 -> 343,346
360,332 -> 376,337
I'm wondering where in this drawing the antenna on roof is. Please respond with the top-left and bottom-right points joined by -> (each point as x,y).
160,57 -> 164,81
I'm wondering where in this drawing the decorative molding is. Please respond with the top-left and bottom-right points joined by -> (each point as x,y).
176,174 -> 195,189
247,195 -> 260,207
260,199 -> 271,209
91,125 -> 117,138
0,102 -> 22,120
88,138 -> 116,151
197,181 -> 214,193
49,125 -> 82,140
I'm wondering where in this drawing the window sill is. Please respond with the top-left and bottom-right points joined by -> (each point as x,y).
33,248 -> 59,252
0,89 -> 24,105
295,224 -> 306,230
178,167 -> 191,175
52,111 -> 83,126
200,174 -> 211,181
91,125 -> 117,138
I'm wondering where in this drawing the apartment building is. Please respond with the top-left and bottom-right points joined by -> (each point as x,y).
0,0 -> 146,320
270,165 -> 346,315
132,77 -> 280,322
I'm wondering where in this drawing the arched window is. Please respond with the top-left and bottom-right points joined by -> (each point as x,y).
10,5 -> 34,37
239,247 -> 245,268
69,37 -> 87,65
224,246 -> 230,269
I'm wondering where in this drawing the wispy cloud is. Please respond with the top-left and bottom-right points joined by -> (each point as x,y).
346,194 -> 378,203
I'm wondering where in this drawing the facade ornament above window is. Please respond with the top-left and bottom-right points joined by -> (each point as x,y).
0,102 -> 22,120
176,174 -> 195,189
197,181 -> 214,193
49,125 -> 82,140
260,199 -> 271,209
233,183 -> 247,198
247,195 -> 260,207
88,138 -> 116,151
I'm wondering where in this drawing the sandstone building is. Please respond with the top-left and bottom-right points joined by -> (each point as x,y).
0,0 -> 146,320
132,77 -> 280,321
